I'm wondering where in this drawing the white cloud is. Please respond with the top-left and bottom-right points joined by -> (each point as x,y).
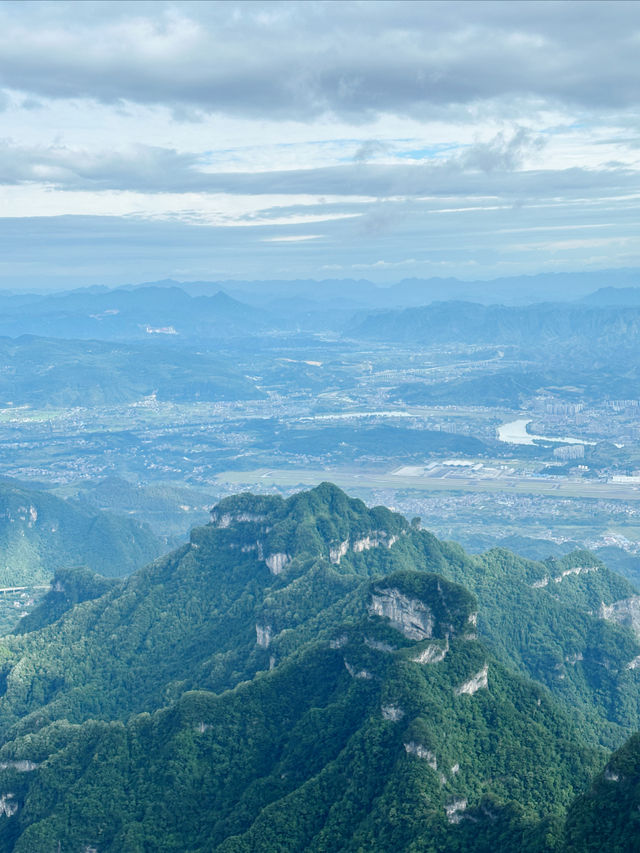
0,1 -> 639,286
261,234 -> 323,242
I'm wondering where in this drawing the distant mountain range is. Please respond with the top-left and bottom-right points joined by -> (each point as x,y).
0,484 -> 639,849
1,272 -> 640,348
133,268 -> 640,307
0,286 -> 271,341
352,300 -> 640,348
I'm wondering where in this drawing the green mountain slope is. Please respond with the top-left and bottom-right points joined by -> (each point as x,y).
14,565 -> 120,635
0,573 -> 599,852
0,479 -> 164,585
0,483 -> 637,742
0,483 -> 636,850
562,731 -> 640,852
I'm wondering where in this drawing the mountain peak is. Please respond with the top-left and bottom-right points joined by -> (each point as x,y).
208,483 -> 409,575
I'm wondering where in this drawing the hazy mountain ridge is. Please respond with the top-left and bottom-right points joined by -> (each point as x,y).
127,269 -> 640,307
1,269 -> 640,343
0,287 -> 272,342
352,301 -> 640,350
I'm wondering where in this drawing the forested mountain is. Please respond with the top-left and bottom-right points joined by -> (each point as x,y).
562,731 -> 640,851
0,484 -> 637,849
352,301 -> 640,352
0,287 -> 271,342
0,336 -> 262,407
0,479 -> 163,585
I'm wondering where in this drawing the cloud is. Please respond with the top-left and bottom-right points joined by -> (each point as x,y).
457,128 -> 546,173
261,234 -> 323,242
353,140 -> 390,163
0,2 -> 638,119
350,258 -> 418,269
0,2 -> 639,288
0,140 -> 201,191
0,137 -> 636,206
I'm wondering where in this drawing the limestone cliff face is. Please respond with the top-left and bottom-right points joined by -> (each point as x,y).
329,539 -> 349,564
265,552 -> 290,575
368,588 -> 434,641
412,640 -> 449,664
404,741 -> 437,769
532,565 -> 600,588
598,596 -> 640,638
0,794 -> 17,817
0,760 -> 37,772
210,511 -> 267,528
255,624 -> 273,648
329,531 -> 402,565
381,704 -> 404,722
353,532 -> 399,553
455,664 -> 489,696
445,798 -> 468,824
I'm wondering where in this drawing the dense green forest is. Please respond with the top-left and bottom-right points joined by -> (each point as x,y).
0,479 -> 163,585
0,483 -> 637,850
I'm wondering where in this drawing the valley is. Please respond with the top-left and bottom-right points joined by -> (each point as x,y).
0,280 -> 638,848
0,281 -> 639,847
1,297 -> 639,596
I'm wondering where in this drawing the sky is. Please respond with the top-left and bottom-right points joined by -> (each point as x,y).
1,0 -> 640,290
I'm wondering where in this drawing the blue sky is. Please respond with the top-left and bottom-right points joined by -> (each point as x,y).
1,0 -> 639,289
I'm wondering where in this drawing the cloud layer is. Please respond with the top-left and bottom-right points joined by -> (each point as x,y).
1,1 -> 639,117
0,1 -> 638,287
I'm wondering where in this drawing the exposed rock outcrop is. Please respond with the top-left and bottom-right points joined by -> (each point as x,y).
404,741 -> 437,769
265,552 -> 290,575
0,794 -> 17,817
353,532 -> 399,553
211,511 -> 267,528
344,660 -> 372,679
329,530 -> 401,565
598,596 -> 640,638
445,798 -> 467,824
256,624 -> 273,648
554,565 -> 598,582
365,637 -> 395,652
368,588 -> 434,641
0,760 -> 37,772
532,565 -> 599,588
412,640 -> 449,665
455,664 -> 489,696
329,539 -> 349,564
381,704 -> 404,722
531,577 -> 549,589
